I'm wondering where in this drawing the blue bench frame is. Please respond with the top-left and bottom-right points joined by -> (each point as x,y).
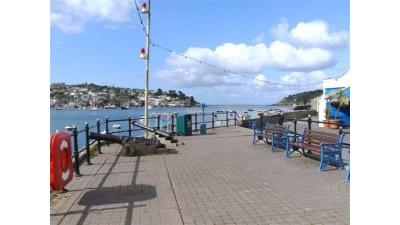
251,122 -> 267,144
286,128 -> 346,171
270,125 -> 290,152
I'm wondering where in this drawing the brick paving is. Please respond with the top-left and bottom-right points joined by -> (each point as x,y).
51,126 -> 349,225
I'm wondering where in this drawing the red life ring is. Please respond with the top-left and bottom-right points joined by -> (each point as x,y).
50,131 -> 73,191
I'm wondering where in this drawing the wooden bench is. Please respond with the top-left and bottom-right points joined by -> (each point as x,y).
287,128 -> 345,170
264,124 -> 289,152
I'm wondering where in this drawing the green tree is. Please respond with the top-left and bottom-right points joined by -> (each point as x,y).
155,88 -> 163,96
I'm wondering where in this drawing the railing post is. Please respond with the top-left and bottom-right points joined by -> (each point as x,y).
234,111 -> 237,126
278,112 -> 283,125
72,126 -> 81,176
308,114 -> 312,130
128,116 -> 132,136
85,122 -> 92,165
212,112 -> 215,129
105,116 -> 109,134
294,118 -> 297,135
195,113 -> 198,132
171,114 -> 175,135
157,115 -> 161,130
96,119 -> 102,154
226,111 -> 229,127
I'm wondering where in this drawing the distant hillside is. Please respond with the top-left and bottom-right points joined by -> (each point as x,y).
277,90 -> 322,105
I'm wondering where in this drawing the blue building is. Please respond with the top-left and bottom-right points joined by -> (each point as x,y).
318,72 -> 350,127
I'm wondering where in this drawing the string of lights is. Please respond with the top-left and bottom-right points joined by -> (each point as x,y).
133,1 -> 342,87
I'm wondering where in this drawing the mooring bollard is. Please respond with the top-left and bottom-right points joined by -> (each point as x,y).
308,114 -> 312,130
128,116 -> 132,137
105,116 -> 109,134
72,125 -> 81,176
96,119 -> 102,154
85,122 -> 92,165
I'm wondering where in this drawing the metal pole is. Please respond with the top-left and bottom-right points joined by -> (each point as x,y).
234,111 -> 237,126
128,116 -> 132,136
226,111 -> 229,127
105,116 -> 109,134
72,126 -> 81,176
157,115 -> 161,130
85,122 -> 92,165
96,119 -> 102,154
308,114 -> 312,130
212,112 -> 215,129
195,113 -> 198,132
171,114 -> 175,135
294,118 -> 297,135
144,0 -> 151,138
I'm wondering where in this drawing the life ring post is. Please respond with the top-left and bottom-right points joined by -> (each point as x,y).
72,125 -> 81,176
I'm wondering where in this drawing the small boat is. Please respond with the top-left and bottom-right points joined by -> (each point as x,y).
216,110 -> 224,113
105,105 -> 117,109
112,124 -> 121,129
89,107 -> 98,111
55,108 -> 62,110
64,125 -> 73,131
120,106 -> 130,110
248,109 -> 254,111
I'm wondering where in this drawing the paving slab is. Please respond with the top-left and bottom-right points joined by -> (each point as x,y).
51,126 -> 349,225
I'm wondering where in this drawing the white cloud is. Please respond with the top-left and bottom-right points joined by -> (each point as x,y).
157,41 -> 335,88
51,0 -> 133,33
281,70 -> 327,85
271,20 -> 349,48
252,33 -> 265,44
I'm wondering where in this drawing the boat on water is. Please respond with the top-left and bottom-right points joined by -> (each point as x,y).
265,108 -> 282,115
89,107 -> 98,111
105,105 -> 117,109
248,109 -> 254,111
112,124 -> 121,129
55,107 -> 62,110
120,106 -> 130,110
292,104 -> 311,110
64,125 -> 73,131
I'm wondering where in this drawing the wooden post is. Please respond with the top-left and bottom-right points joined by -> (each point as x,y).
72,126 -> 81,176
96,119 -> 102,154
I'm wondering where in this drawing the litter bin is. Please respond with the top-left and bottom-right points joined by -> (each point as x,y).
176,114 -> 192,136
200,124 -> 207,135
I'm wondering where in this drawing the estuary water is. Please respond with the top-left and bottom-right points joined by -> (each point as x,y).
51,105 -> 291,149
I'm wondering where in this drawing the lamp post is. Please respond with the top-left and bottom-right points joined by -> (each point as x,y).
140,1 -> 151,138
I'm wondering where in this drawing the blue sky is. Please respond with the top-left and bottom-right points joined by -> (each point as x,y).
51,0 -> 349,104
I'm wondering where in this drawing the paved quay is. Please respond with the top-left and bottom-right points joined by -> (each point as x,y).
51,126 -> 349,225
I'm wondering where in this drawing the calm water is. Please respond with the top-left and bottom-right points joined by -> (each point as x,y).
51,105 -> 291,149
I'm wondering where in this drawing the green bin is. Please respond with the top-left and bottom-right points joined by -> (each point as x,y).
176,114 -> 192,136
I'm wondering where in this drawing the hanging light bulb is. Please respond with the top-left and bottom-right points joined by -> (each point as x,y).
141,2 -> 149,13
140,48 -> 147,59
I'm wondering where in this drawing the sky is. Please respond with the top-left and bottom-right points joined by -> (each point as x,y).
51,0 -> 350,104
